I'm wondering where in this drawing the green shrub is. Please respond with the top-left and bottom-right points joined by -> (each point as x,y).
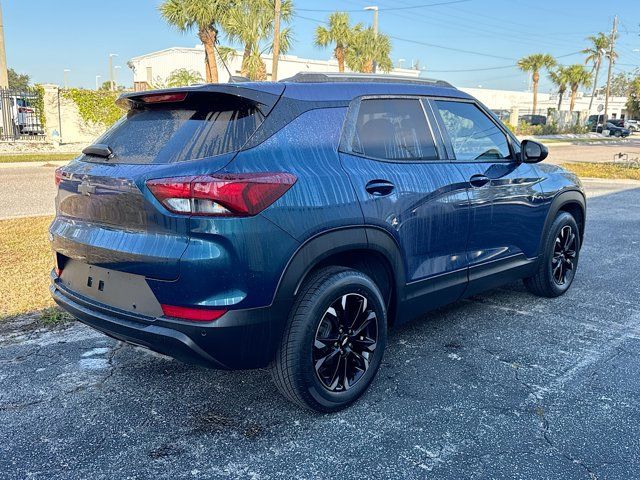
34,85 -> 46,128
61,88 -> 124,128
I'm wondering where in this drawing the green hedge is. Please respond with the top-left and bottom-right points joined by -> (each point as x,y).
34,85 -> 46,128
61,88 -> 124,128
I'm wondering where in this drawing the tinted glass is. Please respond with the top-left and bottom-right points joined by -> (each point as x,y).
88,99 -> 264,164
435,100 -> 511,161
352,99 -> 438,160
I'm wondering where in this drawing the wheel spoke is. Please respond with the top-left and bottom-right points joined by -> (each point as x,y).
314,348 -> 340,373
342,356 -> 350,390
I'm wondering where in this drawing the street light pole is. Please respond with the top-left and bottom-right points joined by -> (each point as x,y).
364,6 -> 379,73
114,65 -> 121,90
63,69 -> 71,89
604,15 -> 617,120
109,53 -> 118,91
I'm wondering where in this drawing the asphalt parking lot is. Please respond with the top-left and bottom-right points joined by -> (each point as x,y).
1,179 -> 639,479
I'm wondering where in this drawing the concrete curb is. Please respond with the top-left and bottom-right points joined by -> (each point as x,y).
0,160 -> 69,169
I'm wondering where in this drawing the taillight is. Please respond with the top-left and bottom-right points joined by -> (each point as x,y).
161,304 -> 227,322
54,167 -> 63,186
146,173 -> 297,217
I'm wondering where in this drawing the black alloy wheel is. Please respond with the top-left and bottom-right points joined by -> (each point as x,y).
313,293 -> 378,392
551,225 -> 577,286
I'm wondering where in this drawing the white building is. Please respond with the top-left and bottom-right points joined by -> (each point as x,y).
461,87 -> 628,118
128,45 -> 420,90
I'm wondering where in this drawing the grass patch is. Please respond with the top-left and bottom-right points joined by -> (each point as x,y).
561,162 -> 640,181
39,306 -> 73,326
0,153 -> 77,163
0,216 -> 55,319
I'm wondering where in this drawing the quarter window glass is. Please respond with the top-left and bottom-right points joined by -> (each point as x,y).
352,99 -> 438,160
434,100 -> 511,161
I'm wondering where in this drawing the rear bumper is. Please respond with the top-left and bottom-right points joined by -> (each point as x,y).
51,277 -> 291,370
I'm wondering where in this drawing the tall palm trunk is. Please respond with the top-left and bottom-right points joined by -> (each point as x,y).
588,57 -> 601,112
198,28 -> 219,83
240,44 -> 251,77
532,70 -> 540,113
570,85 -> 578,112
557,87 -> 565,110
334,46 -> 345,72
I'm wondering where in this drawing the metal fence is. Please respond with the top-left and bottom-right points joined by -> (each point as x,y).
0,87 -> 46,141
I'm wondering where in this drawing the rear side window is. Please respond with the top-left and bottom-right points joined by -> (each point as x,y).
434,100 -> 511,161
351,98 -> 438,161
88,97 -> 264,164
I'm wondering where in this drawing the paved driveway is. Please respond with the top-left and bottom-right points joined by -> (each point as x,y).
1,180 -> 639,479
0,163 -> 59,219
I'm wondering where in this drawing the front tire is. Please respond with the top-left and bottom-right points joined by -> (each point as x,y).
524,212 -> 581,298
270,266 -> 387,412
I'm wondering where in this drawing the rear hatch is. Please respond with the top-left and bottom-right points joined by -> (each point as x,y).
51,85 -> 283,280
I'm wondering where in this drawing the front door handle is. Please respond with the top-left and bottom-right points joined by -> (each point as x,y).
365,179 -> 395,196
469,174 -> 491,188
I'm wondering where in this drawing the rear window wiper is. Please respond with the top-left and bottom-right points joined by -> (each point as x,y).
82,144 -> 114,159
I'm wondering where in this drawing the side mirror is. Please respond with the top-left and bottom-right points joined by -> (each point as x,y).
521,139 -> 548,163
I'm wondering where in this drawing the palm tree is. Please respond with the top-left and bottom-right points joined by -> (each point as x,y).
224,0 -> 293,80
167,68 -> 204,87
582,33 -> 609,112
159,0 -> 225,83
346,27 -> 393,73
517,53 -> 557,114
564,64 -> 592,112
315,12 -> 353,72
548,66 -> 570,111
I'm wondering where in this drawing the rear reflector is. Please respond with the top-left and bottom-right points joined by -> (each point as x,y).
140,92 -> 188,104
54,167 -> 63,186
161,304 -> 227,322
147,172 -> 296,217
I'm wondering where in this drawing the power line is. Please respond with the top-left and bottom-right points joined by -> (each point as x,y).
296,0 -> 470,13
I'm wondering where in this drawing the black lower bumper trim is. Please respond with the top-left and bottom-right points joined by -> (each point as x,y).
51,285 -> 229,369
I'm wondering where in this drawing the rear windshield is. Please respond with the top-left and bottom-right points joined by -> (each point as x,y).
87,97 -> 264,164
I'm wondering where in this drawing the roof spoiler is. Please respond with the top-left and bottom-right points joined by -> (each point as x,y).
117,83 -> 285,110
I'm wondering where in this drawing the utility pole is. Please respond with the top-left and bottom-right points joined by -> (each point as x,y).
0,1 -> 9,88
604,15 -> 618,120
271,0 -> 281,82
63,69 -> 70,89
109,53 -> 118,91
364,6 -> 379,73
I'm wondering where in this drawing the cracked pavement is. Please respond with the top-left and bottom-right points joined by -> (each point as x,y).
1,179 -> 639,479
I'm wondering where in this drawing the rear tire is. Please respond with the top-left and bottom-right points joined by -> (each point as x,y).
524,212 -> 580,298
270,266 -> 387,412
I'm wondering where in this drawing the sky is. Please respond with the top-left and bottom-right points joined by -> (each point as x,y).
3,0 -> 639,93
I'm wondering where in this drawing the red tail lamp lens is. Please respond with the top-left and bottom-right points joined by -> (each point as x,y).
146,173 -> 297,217
54,167 -> 63,187
140,92 -> 188,104
161,305 -> 227,322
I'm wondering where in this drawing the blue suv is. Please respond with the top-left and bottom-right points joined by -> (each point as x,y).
51,73 -> 585,411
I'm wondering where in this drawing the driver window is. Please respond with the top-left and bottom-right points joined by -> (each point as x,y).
434,100 -> 511,161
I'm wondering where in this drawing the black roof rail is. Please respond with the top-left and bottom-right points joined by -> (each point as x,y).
280,72 -> 454,88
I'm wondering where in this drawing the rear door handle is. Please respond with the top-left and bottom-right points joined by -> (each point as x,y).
469,174 -> 490,188
365,179 -> 395,196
